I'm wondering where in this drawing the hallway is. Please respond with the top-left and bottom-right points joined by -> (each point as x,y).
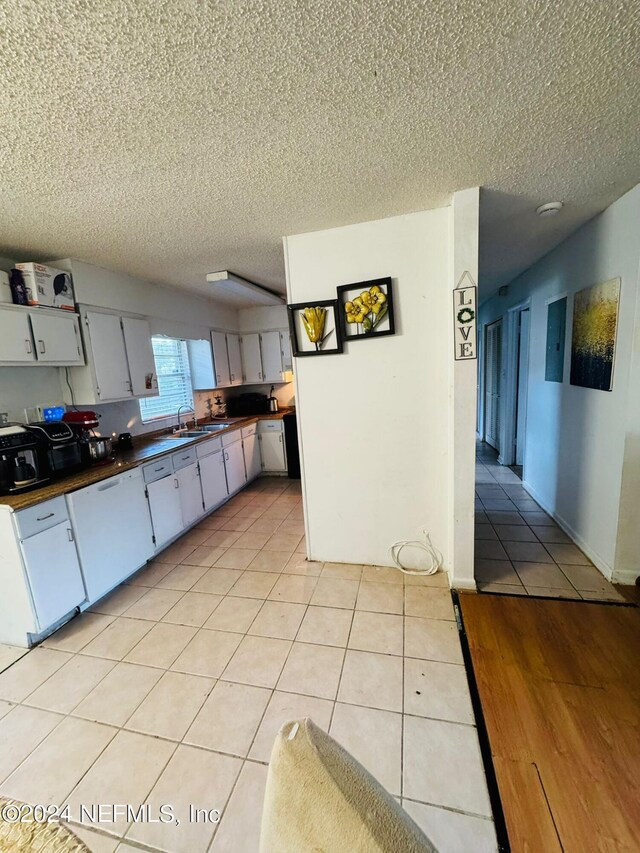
475,442 -> 624,601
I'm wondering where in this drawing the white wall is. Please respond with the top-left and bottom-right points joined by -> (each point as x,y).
478,184 -> 640,582
284,208 -> 455,571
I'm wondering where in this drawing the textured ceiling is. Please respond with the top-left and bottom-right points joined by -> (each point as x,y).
0,0 -> 638,301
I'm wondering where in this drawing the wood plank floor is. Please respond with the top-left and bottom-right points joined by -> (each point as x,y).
459,593 -> 640,853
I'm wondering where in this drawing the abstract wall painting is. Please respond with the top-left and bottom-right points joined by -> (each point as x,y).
570,278 -> 620,391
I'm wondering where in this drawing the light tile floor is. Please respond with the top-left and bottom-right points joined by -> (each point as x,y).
0,477 -> 497,853
476,442 -> 625,601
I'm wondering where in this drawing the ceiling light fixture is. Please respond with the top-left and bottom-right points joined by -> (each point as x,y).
205,270 -> 285,306
536,201 -> 564,217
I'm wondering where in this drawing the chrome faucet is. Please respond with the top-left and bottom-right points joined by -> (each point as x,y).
175,405 -> 196,432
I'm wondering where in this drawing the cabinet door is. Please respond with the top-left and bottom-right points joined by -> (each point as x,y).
260,431 -> 287,472
226,333 -> 243,385
224,440 -> 246,493
241,333 -> 263,384
86,312 -> 132,401
261,331 -> 283,382
200,449 -> 229,511
244,434 -> 262,482
29,311 -> 83,364
122,316 -> 157,397
176,462 -> 204,527
188,339 -> 216,390
147,475 -> 183,550
211,331 -> 231,387
280,330 -> 293,372
21,521 -> 86,631
0,308 -> 36,363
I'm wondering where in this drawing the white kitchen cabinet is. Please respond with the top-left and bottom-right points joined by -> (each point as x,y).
84,311 -> 132,401
147,474 -> 183,550
224,438 -> 246,494
28,311 -> 84,365
188,339 -> 216,390
243,431 -> 262,482
260,422 -> 287,472
211,330 -> 231,387
64,307 -> 157,404
260,330 -> 285,381
227,333 -> 243,386
199,448 -> 229,510
0,304 -> 84,366
0,307 -> 36,363
241,333 -> 263,383
122,316 -> 157,397
20,521 -> 86,631
280,330 -> 293,372
176,461 -> 204,527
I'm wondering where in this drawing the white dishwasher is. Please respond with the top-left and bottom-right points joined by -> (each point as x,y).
66,467 -> 155,604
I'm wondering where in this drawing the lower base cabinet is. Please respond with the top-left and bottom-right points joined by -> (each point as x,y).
176,462 -> 204,527
224,439 -> 247,494
260,426 -> 287,472
243,430 -> 262,482
200,448 -> 229,511
147,474 -> 183,550
21,521 -> 86,631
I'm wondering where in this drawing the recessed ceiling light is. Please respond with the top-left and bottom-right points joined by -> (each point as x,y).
536,201 -> 564,217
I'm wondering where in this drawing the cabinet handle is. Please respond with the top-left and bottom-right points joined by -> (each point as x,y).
97,479 -> 120,491
25,339 -> 32,354
279,434 -> 283,443
67,528 -> 74,542
174,478 -> 179,488
38,339 -> 46,354
181,455 -> 190,460
225,452 -> 229,461
36,512 -> 55,521
216,374 -> 221,384
154,466 -> 165,472
231,373 -> 235,382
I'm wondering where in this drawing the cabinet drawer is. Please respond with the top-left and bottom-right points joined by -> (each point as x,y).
15,497 -> 69,540
221,429 -> 243,448
258,419 -> 283,433
142,458 -> 174,484
196,436 -> 222,459
171,447 -> 197,471
241,423 -> 257,439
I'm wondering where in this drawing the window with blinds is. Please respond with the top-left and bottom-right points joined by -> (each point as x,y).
139,336 -> 194,422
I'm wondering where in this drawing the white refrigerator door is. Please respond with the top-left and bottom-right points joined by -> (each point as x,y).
67,469 -> 154,603
21,521 -> 86,631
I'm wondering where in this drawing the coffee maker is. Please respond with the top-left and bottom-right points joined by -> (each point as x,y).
0,425 -> 49,494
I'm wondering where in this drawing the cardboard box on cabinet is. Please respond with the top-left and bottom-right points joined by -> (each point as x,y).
13,262 -> 75,310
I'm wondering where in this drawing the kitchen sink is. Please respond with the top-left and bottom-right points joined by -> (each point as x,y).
165,424 -> 229,439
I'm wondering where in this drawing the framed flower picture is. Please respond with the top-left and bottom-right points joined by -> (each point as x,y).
337,277 -> 395,341
287,299 -> 343,356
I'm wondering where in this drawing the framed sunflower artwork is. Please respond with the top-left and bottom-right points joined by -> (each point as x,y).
287,299 -> 343,356
336,277 -> 395,341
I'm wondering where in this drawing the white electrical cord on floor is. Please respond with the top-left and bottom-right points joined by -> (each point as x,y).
390,530 -> 443,576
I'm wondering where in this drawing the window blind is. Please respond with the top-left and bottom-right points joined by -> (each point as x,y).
139,336 -> 194,422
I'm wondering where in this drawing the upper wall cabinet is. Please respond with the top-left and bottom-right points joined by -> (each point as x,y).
63,307 -> 158,404
211,331 -> 243,388
240,330 -> 292,384
0,304 -> 84,367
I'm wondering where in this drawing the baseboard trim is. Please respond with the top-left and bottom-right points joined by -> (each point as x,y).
522,480 -> 615,580
451,577 -> 478,591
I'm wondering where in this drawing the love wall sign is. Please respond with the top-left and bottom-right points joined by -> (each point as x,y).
453,271 -> 477,360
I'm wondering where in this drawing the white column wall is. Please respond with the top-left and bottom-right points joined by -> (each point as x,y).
284,206 -> 465,572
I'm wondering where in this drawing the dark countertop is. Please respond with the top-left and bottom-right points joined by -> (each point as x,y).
0,410 -> 294,511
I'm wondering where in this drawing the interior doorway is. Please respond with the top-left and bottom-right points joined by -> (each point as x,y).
484,319 -> 502,451
514,307 -> 530,468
